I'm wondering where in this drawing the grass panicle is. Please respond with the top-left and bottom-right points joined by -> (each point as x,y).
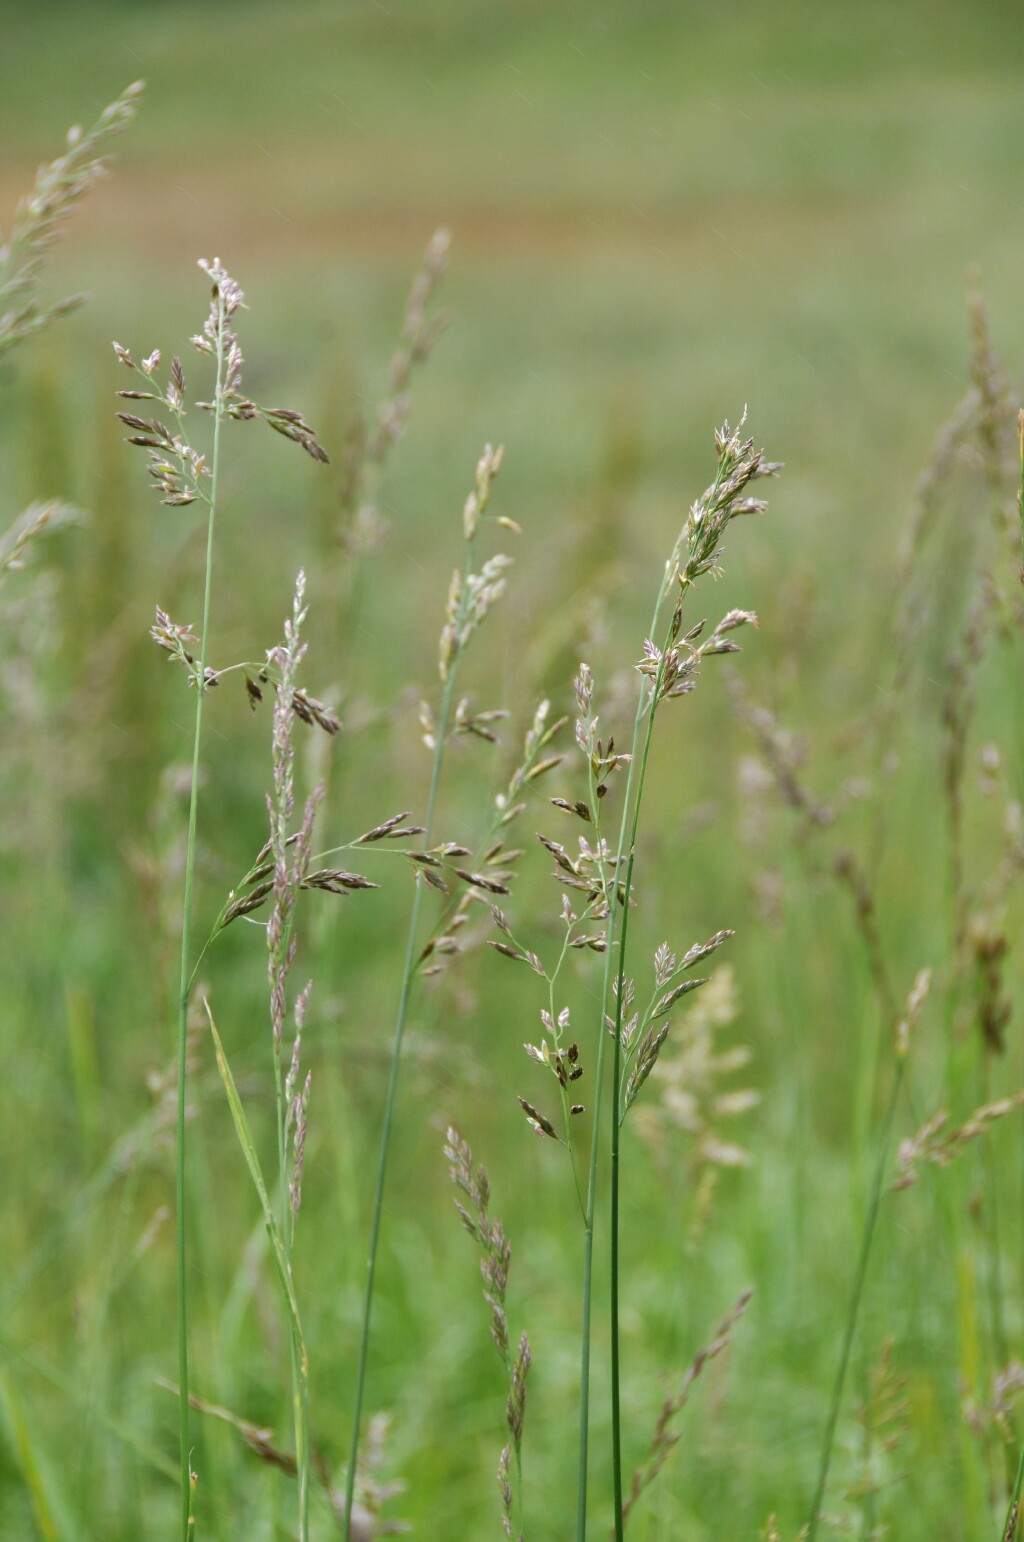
0,81 -> 143,359
339,227 -> 450,559
445,1128 -> 531,1541
620,1288 -> 752,1530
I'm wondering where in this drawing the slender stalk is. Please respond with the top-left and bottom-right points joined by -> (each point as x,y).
576,561 -> 672,1541
1015,408 -> 1023,575
806,1060 -> 904,1541
1010,411 -> 1024,1534
286,1214 -> 309,1542
342,522 -> 479,1540
609,687 -> 663,1540
610,1050 -> 623,1542
275,921 -> 310,1542
174,289 -> 226,1540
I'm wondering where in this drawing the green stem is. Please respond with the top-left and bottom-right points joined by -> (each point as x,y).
287,1217 -> 309,1542
342,535 -> 476,1542
1016,408 -> 1024,577
576,561 -> 673,1541
575,1222 -> 597,1542
575,726 -> 637,1540
175,291 -> 226,1541
609,691 -> 661,1541
610,1109 -> 622,1536
806,1058 -> 905,1541
277,935 -> 307,1541
1009,416 -> 1024,1530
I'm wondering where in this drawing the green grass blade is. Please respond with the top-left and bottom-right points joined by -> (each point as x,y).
205,1002 -> 307,1370
0,1367 -> 83,1541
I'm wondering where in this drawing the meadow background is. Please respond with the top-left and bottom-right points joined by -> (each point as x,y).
2,1 -> 1024,1536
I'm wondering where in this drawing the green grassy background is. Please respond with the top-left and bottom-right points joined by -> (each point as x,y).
2,1 -> 1024,1536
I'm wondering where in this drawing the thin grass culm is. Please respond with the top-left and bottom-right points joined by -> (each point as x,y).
804,967 -> 932,1541
342,443 -> 512,1540
115,259 -> 328,1538
1010,398 -> 1024,1537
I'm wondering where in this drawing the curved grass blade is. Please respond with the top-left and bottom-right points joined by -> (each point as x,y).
204,1002 -> 307,1371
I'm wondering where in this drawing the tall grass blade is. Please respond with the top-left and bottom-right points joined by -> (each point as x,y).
0,1368 -> 82,1542
807,965 -> 929,1541
205,1003 -> 307,1362
206,1001 -> 310,1538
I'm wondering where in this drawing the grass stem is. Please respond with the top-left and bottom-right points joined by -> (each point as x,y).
806,1060 -> 904,1541
609,690 -> 662,1541
174,287 -> 226,1541
577,561 -> 672,1541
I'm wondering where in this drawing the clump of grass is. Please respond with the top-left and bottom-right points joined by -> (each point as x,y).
490,414 -> 778,1535
730,289 -> 1024,1533
108,243 -> 563,1536
10,74 -> 1024,1534
742,290 -> 1024,1534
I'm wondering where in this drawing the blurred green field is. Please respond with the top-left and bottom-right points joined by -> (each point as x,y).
3,1 -> 1024,1537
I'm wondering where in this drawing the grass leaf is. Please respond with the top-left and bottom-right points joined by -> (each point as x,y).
205,1000 -> 307,1374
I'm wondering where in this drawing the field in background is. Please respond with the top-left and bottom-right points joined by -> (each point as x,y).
3,2 -> 1024,1536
